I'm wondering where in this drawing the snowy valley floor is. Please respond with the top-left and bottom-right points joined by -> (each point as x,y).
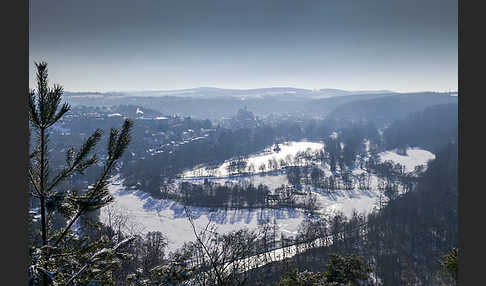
101,147 -> 435,253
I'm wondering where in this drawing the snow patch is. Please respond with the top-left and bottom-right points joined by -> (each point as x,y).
183,141 -> 324,178
378,148 -> 435,173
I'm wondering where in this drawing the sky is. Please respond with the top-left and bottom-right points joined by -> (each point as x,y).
29,0 -> 457,93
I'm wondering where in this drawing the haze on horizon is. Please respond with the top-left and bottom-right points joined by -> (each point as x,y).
29,0 -> 457,93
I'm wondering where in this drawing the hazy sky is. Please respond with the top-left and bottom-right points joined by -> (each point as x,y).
29,0 -> 457,93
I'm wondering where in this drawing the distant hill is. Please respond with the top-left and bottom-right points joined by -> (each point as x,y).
326,92 -> 458,127
318,88 -> 393,97
62,89 -> 453,121
64,87 -> 396,100
302,92 -> 397,116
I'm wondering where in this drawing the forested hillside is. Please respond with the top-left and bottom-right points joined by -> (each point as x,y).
383,103 -> 458,153
328,93 -> 457,127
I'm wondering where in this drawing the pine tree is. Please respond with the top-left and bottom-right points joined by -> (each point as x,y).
323,253 -> 372,285
439,248 -> 458,285
275,269 -> 326,286
28,62 -> 134,285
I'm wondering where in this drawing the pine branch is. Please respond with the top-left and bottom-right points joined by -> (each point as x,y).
52,119 -> 132,248
49,102 -> 71,128
35,62 -> 49,126
110,119 -> 133,161
28,168 -> 42,197
28,90 -> 41,128
107,128 -> 119,160
72,129 -> 103,167
45,130 -> 102,195
64,236 -> 135,286
39,126 -> 48,247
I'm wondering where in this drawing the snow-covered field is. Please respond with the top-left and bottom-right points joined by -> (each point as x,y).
379,148 -> 435,172
101,178 -> 382,253
101,146 -> 435,253
182,141 -> 324,178
308,182 -> 382,218
101,178 -> 303,252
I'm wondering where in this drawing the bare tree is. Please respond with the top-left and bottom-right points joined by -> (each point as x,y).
180,207 -> 262,286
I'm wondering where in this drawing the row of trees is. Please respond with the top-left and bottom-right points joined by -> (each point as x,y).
286,166 -> 373,192
166,180 -> 319,212
177,181 -> 271,208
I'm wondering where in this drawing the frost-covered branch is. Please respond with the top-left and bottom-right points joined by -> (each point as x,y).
65,236 -> 135,286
